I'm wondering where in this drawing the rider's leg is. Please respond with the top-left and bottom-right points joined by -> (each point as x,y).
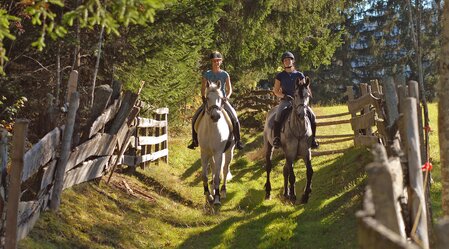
224,102 -> 244,150
307,107 -> 319,149
187,104 -> 204,149
273,100 -> 290,148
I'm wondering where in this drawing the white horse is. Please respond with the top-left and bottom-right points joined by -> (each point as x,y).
197,80 -> 235,206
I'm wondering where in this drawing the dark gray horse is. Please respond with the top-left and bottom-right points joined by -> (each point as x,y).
263,77 -> 313,204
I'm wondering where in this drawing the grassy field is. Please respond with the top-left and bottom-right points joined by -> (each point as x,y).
18,103 -> 442,249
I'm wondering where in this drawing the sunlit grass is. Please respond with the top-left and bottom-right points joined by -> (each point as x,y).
19,104 -> 442,249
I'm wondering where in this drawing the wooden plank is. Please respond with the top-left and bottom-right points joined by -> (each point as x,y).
122,155 -> 136,166
405,97 -> 429,248
51,92 -> 79,211
88,99 -> 120,138
137,148 -> 168,164
65,70 -> 78,105
138,134 -> 168,146
63,156 -> 110,189
350,110 -> 376,131
319,137 -> 353,145
366,151 -> 405,237
316,112 -> 351,119
316,134 -> 354,139
317,119 -> 351,126
109,91 -> 139,134
153,107 -> 169,115
435,218 -> 449,249
22,127 -> 61,182
6,120 -> 29,249
66,133 -> 117,171
347,93 -> 379,114
137,117 -> 167,128
354,135 -> 379,147
116,123 -> 128,152
356,211 -> 420,249
17,193 -> 50,240
41,159 -> 57,190
382,76 -> 399,127
312,149 -> 346,156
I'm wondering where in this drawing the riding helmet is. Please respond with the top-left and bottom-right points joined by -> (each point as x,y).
210,51 -> 223,60
281,51 -> 295,62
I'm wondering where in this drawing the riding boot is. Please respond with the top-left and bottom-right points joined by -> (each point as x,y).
232,119 -> 244,150
310,118 -> 319,149
188,106 -> 203,150
273,120 -> 281,148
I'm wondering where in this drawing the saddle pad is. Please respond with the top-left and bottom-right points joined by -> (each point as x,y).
194,110 -> 233,134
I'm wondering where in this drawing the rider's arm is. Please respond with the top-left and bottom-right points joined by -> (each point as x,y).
201,77 -> 207,98
273,79 -> 286,98
225,76 -> 232,99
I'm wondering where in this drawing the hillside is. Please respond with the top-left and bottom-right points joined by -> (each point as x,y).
18,104 -> 441,249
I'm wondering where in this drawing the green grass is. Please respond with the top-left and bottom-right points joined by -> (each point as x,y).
19,104 -> 442,249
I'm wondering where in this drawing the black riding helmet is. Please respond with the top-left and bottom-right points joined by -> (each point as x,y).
210,51 -> 223,60
281,51 -> 295,62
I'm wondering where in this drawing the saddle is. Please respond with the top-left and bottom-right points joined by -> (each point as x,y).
268,106 -> 292,131
194,108 -> 234,134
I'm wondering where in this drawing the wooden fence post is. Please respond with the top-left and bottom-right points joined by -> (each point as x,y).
5,119 -> 29,249
50,92 -> 80,211
434,218 -> 449,249
405,97 -> 429,249
0,128 -> 7,175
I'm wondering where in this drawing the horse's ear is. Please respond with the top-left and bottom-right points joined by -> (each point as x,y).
305,76 -> 310,87
216,80 -> 221,89
206,80 -> 211,88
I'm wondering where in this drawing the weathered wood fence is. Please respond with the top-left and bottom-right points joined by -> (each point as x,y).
0,72 -> 169,248
355,77 -> 448,249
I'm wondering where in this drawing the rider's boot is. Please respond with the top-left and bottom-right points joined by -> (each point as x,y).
273,120 -> 281,148
187,131 -> 198,150
233,120 -> 244,150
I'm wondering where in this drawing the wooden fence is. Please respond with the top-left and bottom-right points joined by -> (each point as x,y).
355,77 -> 448,249
0,73 -> 169,248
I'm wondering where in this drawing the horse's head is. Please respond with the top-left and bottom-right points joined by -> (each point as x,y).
294,76 -> 311,119
205,80 -> 224,122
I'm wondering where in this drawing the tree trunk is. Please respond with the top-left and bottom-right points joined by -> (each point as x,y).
439,0 -> 449,216
91,24 -> 105,108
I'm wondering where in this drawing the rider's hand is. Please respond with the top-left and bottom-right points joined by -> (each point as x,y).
222,97 -> 228,102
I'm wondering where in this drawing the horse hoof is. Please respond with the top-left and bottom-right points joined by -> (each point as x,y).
301,194 -> 309,204
213,197 -> 221,206
220,190 -> 226,199
206,194 -> 214,203
290,195 -> 297,203
265,194 -> 271,200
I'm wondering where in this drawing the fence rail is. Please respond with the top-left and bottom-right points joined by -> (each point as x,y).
354,77 -> 448,249
0,76 -> 169,248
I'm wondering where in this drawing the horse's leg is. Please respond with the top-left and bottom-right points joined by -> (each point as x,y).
301,155 -> 313,204
264,142 -> 274,200
283,159 -> 293,199
212,153 -> 224,205
288,160 -> 296,203
201,154 -> 213,203
221,148 -> 234,199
